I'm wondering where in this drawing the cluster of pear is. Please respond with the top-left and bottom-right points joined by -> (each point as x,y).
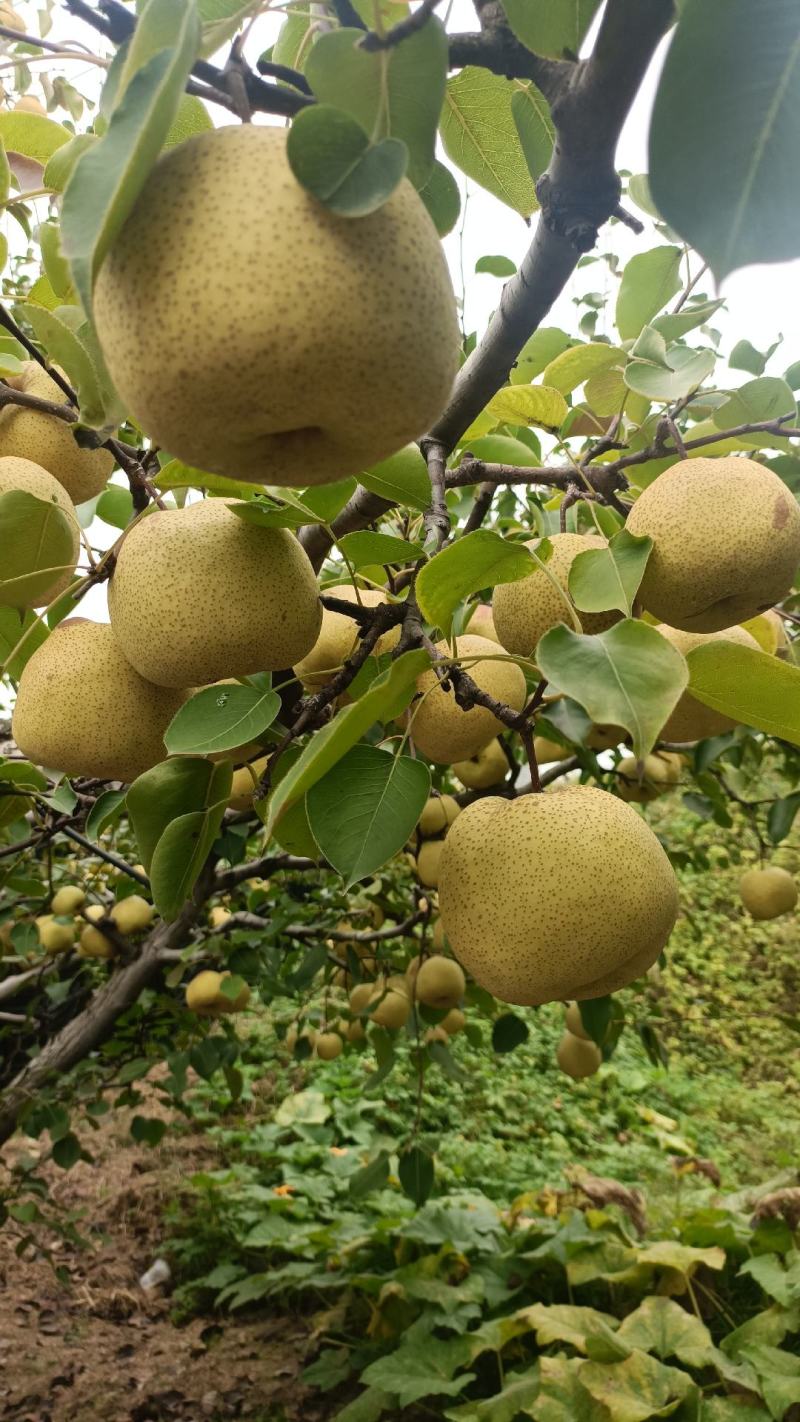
556,1002 -> 603,1080
184,969 -> 251,1016
410,793 -> 461,889
35,881 -> 154,961
616,750 -> 684,803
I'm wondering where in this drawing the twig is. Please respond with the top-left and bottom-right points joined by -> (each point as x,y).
462,481 -> 495,535
255,56 -> 313,94
420,437 -> 451,550
216,854 -> 320,891
59,826 -> 150,889
360,0 -> 444,51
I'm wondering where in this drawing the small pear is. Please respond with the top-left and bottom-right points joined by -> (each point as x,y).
36,914 -> 75,954
556,1031 -> 602,1079
739,867 -> 797,921
416,839 -> 444,888
51,885 -> 85,915
418,794 -> 461,838
414,955 -> 465,1009
294,585 -> 400,690
316,1032 -> 344,1060
110,895 -> 153,935
0,364 -> 113,504
453,739 -> 508,789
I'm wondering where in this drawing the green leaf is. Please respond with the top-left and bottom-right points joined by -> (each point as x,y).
615,247 -> 682,341
492,1013 -> 529,1053
568,530 -> 653,618
416,529 -> 535,636
51,1132 -> 82,1169
687,641 -> 800,746
127,756 -> 232,873
730,339 -> 770,377
652,298 -> 725,342
736,1344 -> 800,1421
360,444 -> 432,512
38,221 -> 73,300
349,1149 -> 390,1199
337,531 -> 423,568
544,342 -> 624,395
286,103 -> 408,217
96,485 -> 133,530
624,345 -> 716,402
441,67 -> 537,216
262,649 -> 430,837
578,1350 -> 695,1422
534,1355 -> 602,1422
0,606 -> 48,677
227,495 -> 324,530
511,82 -> 554,181
130,1115 -> 167,1147
418,158 -> 461,237
510,327 -> 571,385
85,788 -> 126,840
43,132 -> 96,193
61,0 -> 201,314
485,384 -> 568,431
739,1252 -> 800,1309
0,140 -> 9,207
155,460 -> 259,501
617,1297 -> 714,1368
300,478 -> 358,523
20,303 -> 109,429
150,795 -> 230,922
445,1371 -> 540,1422
462,433 -> 540,466
537,619 -> 689,760
475,255 -> 516,277
398,1144 -> 435,1207
163,92 -> 212,148
306,745 -> 430,888
0,490 -> 76,609
304,20 -> 447,189
361,1338 -> 474,1408
712,376 -> 796,428
0,110 -> 69,165
649,0 -> 800,281
521,1303 -> 619,1355
501,0 -> 602,58
164,684 -> 280,757
767,792 -> 800,844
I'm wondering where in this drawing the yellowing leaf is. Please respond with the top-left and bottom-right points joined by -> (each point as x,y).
485,383 -> 568,431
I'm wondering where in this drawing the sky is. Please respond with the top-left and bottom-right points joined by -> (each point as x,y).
3,0 -> 800,635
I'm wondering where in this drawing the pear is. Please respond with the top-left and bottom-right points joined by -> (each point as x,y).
626,457 -> 800,632
294,585 -> 400,690
565,1001 -> 591,1040
0,454 -> 79,608
0,364 -> 113,504
432,918 -> 448,952
465,603 -> 501,643
453,738 -> 508,789
316,1031 -> 344,1060
741,609 -> 790,659
93,125 -> 459,488
492,533 -> 620,658
655,623 -> 760,741
439,787 -> 678,1004
13,621 -> 187,782
410,636 -> 526,764
414,954 -> 465,1009
439,1007 -> 466,1034
368,977 -> 410,1030
209,905 -> 232,930
14,95 -> 46,114
228,757 -> 268,812
36,914 -> 75,953
51,885 -> 85,915
416,839 -> 444,888
586,724 -> 626,751
556,1031 -> 602,1079
0,5 -> 24,31
185,969 -> 249,1014
108,498 -> 322,687
424,1025 -> 449,1044
79,906 -> 114,959
110,895 -> 153,934
533,734 -> 569,765
616,751 -> 680,803
739,866 -> 797,920
418,794 -> 461,838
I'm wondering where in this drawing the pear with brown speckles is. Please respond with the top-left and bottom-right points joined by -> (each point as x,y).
0,364 -> 114,504
439,786 -> 678,1005
626,457 -> 800,632
108,498 -> 322,687
409,635 -> 526,764
93,125 -> 460,487
12,621 -> 187,782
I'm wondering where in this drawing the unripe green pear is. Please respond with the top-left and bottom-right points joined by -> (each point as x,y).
492,533 -> 620,659
439,787 -> 678,1004
739,866 -> 798,920
93,126 -> 459,488
626,457 -> 800,632
655,623 -> 760,741
13,621 -> 187,782
453,738 -> 509,789
110,895 -> 154,935
316,1029 -> 343,1063
0,455 -> 79,608
108,499 -> 322,688
294,585 -> 400,689
0,365 -> 113,504
556,1031 -> 602,1079
414,954 -> 465,1009
416,839 -> 444,888
418,794 -> 461,838
36,914 -> 75,953
410,637 -> 526,764
51,885 -> 85,915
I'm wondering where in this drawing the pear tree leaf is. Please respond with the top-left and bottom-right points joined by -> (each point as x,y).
150,800 -> 230,921
307,744 -> 430,888
20,303 -> 108,429
712,376 -> 796,428
286,104 -> 408,217
0,111 -> 70,165
536,619 -> 688,760
0,490 -> 76,609
398,1144 -> 435,1207
485,384 -> 568,431
649,0 -> 800,281
615,247 -> 682,341
624,345 -> 716,402
127,756 -> 232,873
360,443 -> 432,512
164,683 -> 280,756
568,530 -> 653,618
337,531 -> 424,568
652,298 -> 725,342
543,343 -> 624,395
475,255 -> 517,277
416,529 -> 537,636
500,0 -> 601,58
511,81 -> 554,181
510,327 -> 572,385
418,158 -> 461,236
440,67 -> 537,216
85,789 -> 127,841
0,606 -> 49,677
687,641 -> 800,746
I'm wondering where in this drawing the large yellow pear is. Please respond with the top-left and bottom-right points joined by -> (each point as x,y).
409,635 -> 526,764
294,585 -> 400,690
0,455 -> 79,608
93,125 -> 460,488
739,866 -> 797,920
108,498 -> 322,687
12,620 -> 186,782
452,738 -> 508,789
439,786 -> 678,1005
492,533 -> 620,658
655,623 -> 760,741
626,457 -> 800,632
0,364 -> 113,504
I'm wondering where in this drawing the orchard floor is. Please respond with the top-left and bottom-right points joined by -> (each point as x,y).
0,1098 -> 314,1422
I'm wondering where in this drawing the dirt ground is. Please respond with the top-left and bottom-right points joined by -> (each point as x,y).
0,1091 -> 316,1422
